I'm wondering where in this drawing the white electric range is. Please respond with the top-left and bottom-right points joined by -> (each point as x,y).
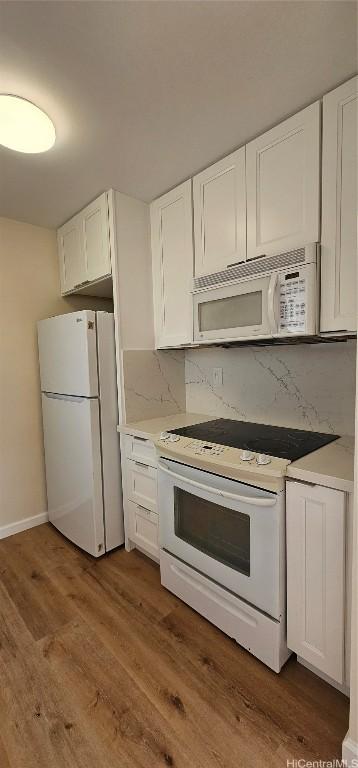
154,419 -> 338,673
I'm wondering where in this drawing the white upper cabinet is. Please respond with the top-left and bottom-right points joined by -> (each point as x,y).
193,148 -> 246,277
83,193 -> 111,283
57,212 -> 86,294
58,192 -> 111,295
320,76 -> 357,333
286,481 -> 345,684
246,103 -> 320,260
151,180 -> 194,348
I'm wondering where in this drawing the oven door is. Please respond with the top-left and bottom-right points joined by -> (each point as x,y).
158,458 -> 285,620
193,273 -> 279,343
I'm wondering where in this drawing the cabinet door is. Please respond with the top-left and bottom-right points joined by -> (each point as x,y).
246,103 -> 320,260
151,180 -> 193,348
193,148 -> 246,277
320,77 -> 357,333
83,193 -> 111,283
286,481 -> 345,684
57,213 -> 86,294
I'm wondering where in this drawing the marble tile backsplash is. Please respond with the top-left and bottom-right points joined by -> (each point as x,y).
185,341 -> 356,435
122,349 -> 186,422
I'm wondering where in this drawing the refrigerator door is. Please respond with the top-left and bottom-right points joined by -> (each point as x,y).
96,312 -> 124,550
38,310 -> 98,397
41,393 -> 105,556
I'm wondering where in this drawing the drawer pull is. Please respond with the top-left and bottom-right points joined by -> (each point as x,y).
135,461 -> 149,469
133,436 -> 147,442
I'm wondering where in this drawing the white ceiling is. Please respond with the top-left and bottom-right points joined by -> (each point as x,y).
0,1 -> 356,229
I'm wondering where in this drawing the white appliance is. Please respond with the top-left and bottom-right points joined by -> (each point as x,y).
159,458 -> 285,620
38,310 -> 123,557
193,243 -> 319,343
156,433 -> 291,673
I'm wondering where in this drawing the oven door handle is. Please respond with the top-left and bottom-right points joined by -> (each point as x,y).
158,463 -> 277,507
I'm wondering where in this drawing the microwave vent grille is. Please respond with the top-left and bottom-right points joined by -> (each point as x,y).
193,247 -> 307,291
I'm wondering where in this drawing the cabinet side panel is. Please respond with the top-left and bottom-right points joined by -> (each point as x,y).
112,191 -> 154,350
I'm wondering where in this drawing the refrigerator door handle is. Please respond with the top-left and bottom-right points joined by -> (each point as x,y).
43,392 -> 88,403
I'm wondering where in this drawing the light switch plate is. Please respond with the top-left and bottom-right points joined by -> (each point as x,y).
213,367 -> 223,387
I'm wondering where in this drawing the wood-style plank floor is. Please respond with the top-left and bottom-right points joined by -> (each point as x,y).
0,524 -> 348,768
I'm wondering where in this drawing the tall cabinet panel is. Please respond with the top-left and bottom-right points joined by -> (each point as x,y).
286,481 -> 345,684
320,76 -> 357,333
246,103 -> 320,259
193,148 -> 246,277
151,181 -> 193,348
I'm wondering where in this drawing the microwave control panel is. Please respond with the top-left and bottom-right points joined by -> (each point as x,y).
279,270 -> 306,333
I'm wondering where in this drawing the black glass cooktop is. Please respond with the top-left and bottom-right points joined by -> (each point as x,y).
169,419 -> 339,461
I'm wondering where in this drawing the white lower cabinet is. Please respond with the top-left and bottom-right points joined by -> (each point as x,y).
127,460 -> 157,512
121,434 -> 159,561
286,480 -> 345,684
127,500 -> 159,561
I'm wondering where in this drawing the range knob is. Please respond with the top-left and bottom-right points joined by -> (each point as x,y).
240,450 -> 254,461
256,454 -> 271,465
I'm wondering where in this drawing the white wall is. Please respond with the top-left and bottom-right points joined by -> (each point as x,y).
186,341 -> 356,435
0,217 -> 112,531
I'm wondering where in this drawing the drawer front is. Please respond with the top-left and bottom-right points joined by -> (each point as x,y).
128,500 -> 159,559
128,460 -> 157,512
124,434 -> 157,467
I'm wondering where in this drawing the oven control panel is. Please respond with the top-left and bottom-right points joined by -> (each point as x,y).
156,433 -> 289,491
160,433 -> 227,456
159,433 -> 274,466
188,440 -> 227,457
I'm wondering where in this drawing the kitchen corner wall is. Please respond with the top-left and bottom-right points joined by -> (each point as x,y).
121,349 -> 186,422
185,340 -> 356,436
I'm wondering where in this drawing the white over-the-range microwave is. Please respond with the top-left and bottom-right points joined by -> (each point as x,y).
193,244 -> 319,344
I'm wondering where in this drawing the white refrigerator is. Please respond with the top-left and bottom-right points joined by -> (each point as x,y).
38,310 -> 124,556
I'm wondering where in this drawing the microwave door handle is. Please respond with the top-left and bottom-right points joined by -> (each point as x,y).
267,273 -> 279,333
159,463 -> 276,507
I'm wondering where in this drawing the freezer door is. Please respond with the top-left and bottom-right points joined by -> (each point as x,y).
38,311 -> 98,397
41,393 -> 105,556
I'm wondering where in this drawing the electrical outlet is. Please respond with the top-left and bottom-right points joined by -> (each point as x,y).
213,367 -> 223,387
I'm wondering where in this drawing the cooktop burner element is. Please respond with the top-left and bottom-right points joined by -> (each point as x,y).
169,419 -> 339,461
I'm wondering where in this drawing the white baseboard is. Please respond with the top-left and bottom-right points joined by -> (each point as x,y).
0,512 -> 49,540
343,733 -> 358,766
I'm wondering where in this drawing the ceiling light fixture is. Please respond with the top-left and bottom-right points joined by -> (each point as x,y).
0,95 -> 56,153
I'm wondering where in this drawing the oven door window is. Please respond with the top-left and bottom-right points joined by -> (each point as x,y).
174,488 -> 250,576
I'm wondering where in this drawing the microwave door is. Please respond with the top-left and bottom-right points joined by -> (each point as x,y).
194,275 -> 274,343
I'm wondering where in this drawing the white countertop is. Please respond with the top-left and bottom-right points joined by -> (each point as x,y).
287,435 -> 354,493
118,413 -> 355,494
117,412 -> 209,440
